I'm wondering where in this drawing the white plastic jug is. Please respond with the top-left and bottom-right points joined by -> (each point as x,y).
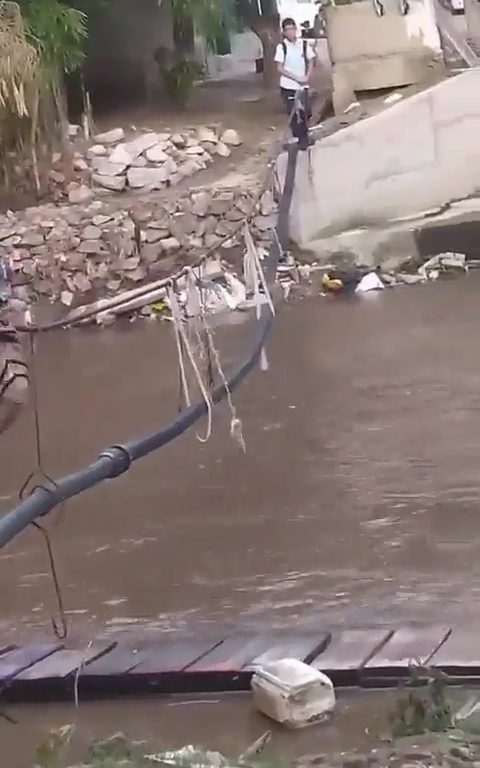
251,658 -> 336,729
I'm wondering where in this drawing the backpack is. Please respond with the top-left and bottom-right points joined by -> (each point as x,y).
281,38 -> 309,75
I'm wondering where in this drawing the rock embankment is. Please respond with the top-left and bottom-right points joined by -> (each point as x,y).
65,124 -> 243,198
0,184 -> 277,311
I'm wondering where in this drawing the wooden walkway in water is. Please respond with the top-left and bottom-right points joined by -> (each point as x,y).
0,627 -> 479,702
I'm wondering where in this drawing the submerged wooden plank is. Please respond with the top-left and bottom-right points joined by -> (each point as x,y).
0,644 -> 62,681
312,630 -> 392,674
363,627 -> 451,674
187,632 -> 330,673
427,629 -> 480,671
248,632 -> 331,668
17,643 -> 115,680
81,641 -> 152,676
131,636 -> 226,674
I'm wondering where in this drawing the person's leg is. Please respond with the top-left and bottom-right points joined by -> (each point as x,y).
298,91 -> 315,150
281,88 -> 295,118
281,88 -> 303,140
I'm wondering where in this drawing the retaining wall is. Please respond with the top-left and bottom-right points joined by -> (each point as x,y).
326,0 -> 442,91
277,69 -> 480,251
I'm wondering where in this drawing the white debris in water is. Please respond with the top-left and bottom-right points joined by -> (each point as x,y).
418,251 -> 467,280
384,92 -> 403,104
146,746 -> 228,768
355,272 -> 385,293
251,658 -> 336,729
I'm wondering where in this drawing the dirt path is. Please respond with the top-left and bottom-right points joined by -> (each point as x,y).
94,77 -> 285,190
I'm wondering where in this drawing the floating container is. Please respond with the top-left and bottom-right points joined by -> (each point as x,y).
251,658 -> 336,729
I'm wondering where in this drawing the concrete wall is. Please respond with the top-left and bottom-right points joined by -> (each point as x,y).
327,0 -> 443,90
84,0 -> 174,103
276,70 -> 480,250
205,31 -> 262,80
465,0 -> 480,48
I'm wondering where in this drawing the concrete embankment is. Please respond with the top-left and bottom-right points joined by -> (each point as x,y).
277,69 -> 480,264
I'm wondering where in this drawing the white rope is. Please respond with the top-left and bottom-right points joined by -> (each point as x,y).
169,286 -> 213,443
184,268 -> 208,377
243,223 -> 274,374
185,267 -> 246,452
171,277 -> 213,444
271,226 -> 286,264
185,265 -> 210,372
204,319 -> 246,454
243,223 -> 275,318
168,285 -> 192,408
243,235 -> 258,295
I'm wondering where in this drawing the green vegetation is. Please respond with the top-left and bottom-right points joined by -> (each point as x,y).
389,665 -> 452,738
33,730 -> 273,768
23,681 -> 480,768
0,0 -> 280,196
0,0 -> 88,197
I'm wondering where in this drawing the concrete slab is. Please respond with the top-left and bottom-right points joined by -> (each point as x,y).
277,70 -> 480,251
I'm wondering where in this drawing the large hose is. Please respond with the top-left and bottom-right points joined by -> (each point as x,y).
0,143 -> 299,550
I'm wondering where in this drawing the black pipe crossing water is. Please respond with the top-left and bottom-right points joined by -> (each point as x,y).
0,145 -> 299,550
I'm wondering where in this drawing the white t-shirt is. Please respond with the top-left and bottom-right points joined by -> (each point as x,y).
274,39 -> 315,91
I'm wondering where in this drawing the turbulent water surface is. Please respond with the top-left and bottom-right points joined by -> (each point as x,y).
2,274 -> 480,642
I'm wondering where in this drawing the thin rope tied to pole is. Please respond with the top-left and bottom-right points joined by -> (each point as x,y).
167,280 -> 212,443
17,333 -> 69,639
202,309 -> 246,454
243,222 -> 275,373
31,521 -> 68,640
185,265 -> 245,450
185,266 -> 214,389
168,283 -> 191,409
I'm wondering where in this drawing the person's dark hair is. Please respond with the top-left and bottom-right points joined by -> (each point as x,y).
282,17 -> 296,30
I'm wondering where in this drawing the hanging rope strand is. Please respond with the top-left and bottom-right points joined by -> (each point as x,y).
17,334 -> 69,639
31,522 -> 68,640
204,318 -> 246,453
168,284 -> 192,409
168,280 -> 212,443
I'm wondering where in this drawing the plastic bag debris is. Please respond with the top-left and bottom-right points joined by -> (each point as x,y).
146,746 -> 227,768
177,272 -> 247,317
396,273 -> 425,285
440,252 -> 466,270
251,658 -> 336,729
418,252 -> 467,280
238,732 -> 271,764
384,92 -> 403,105
453,697 -> 480,734
354,272 -> 385,293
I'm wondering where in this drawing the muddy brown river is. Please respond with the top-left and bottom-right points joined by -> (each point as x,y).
2,273 -> 480,643
0,689 -> 444,766
2,273 -> 480,763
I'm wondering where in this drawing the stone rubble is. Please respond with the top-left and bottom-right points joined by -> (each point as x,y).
57,124 -> 244,197
0,184 -> 277,315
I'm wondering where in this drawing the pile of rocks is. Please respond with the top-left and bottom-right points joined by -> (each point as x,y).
66,125 -> 243,197
0,184 -> 277,310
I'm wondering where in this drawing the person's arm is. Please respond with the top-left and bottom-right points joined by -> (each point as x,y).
274,44 -> 306,85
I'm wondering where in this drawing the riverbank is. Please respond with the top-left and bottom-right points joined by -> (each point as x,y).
0,178 -> 278,324
4,688 -> 480,768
